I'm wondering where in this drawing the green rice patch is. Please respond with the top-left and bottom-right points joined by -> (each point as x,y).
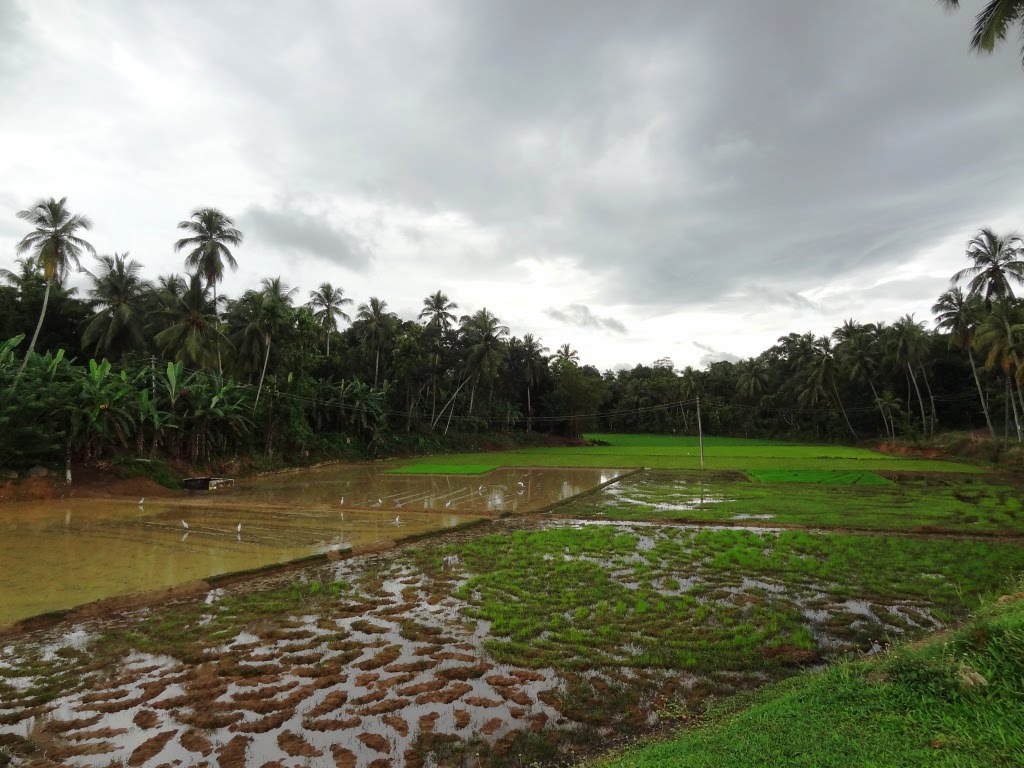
747,470 -> 891,486
387,463 -> 498,475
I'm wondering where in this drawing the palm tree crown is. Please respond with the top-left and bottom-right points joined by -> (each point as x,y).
952,228 -> 1024,306
174,208 -> 243,289
15,197 -> 95,282
307,283 -> 352,355
12,197 -> 95,384
940,1 -> 1024,67
82,253 -> 152,358
419,291 -> 459,330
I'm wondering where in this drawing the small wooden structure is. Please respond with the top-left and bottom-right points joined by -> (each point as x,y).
183,476 -> 234,492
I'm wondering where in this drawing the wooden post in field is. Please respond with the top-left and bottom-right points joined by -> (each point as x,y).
696,396 -> 705,470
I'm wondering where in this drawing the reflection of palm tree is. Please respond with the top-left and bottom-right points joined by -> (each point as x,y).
155,273 -> 225,368
933,287 -> 995,436
356,297 -> 394,387
174,208 -> 243,374
952,228 -> 1024,307
307,283 -> 352,355
13,197 -> 95,385
82,253 -> 152,359
522,333 -> 549,430
940,2 -> 1024,66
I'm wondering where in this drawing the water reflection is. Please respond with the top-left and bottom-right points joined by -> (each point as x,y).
0,465 -> 627,625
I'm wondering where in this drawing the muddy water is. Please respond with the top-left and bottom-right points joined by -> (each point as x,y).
0,465 -> 626,626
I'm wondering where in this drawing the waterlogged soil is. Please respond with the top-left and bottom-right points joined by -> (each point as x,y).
0,512 -> 998,768
0,466 -> 627,626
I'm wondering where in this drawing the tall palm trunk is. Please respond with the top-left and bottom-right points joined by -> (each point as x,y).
373,349 -> 380,387
907,364 -> 927,432
326,332 -> 331,357
254,333 -> 271,409
867,381 -> 889,438
919,365 -> 937,437
832,382 -> 857,440
967,348 -> 996,437
12,278 -> 51,388
1009,379 -> 1023,442
526,384 -> 532,432
213,282 -> 223,377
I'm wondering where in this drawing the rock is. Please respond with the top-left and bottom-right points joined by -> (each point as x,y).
0,469 -> 18,480
28,466 -> 49,478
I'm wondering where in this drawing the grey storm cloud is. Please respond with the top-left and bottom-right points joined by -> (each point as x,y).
546,304 -> 627,334
693,342 -> 741,367
107,0 -> 1024,307
2,0 -> 1023,359
242,204 -> 370,271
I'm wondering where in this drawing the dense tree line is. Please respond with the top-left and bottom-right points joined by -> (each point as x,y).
1,197 -> 1023,472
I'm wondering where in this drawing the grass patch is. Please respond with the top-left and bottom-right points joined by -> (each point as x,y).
387,463 -> 498,475
746,469 -> 890,485
112,457 -> 183,489
596,587 -> 1024,768
386,434 -> 980,474
410,524 -> 1024,673
577,471 -> 1024,535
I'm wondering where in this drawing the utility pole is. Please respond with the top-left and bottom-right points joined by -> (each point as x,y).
696,395 -> 705,470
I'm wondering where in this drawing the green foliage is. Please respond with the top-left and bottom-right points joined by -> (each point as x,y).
596,587 -> 1024,768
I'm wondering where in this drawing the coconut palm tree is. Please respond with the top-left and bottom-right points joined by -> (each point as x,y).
952,228 -> 1024,307
940,1 -> 1024,66
251,277 -> 297,408
81,253 -> 152,359
933,286 -> 996,436
306,283 -> 352,355
800,338 -> 857,439
356,297 -> 394,387
890,315 -> 932,434
521,333 -> 549,430
419,291 -> 459,331
835,324 -> 889,436
154,273 -> 225,369
974,300 -> 1024,439
174,208 -> 243,374
460,309 -> 510,415
0,256 -> 42,295
12,197 -> 95,385
735,358 -> 768,401
554,343 -> 580,367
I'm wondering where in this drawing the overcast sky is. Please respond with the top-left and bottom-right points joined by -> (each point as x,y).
1,1 -> 1022,370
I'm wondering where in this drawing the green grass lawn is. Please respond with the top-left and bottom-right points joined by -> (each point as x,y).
596,586 -> 1024,768
563,471 -> 1024,535
385,434 -> 980,474
386,462 -> 498,475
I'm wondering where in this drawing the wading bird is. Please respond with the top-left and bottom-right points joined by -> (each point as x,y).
181,520 -> 189,530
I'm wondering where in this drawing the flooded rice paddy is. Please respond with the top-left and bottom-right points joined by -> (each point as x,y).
0,466 -> 626,626
2,509 -> 1001,768
3,464 -> 1019,767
